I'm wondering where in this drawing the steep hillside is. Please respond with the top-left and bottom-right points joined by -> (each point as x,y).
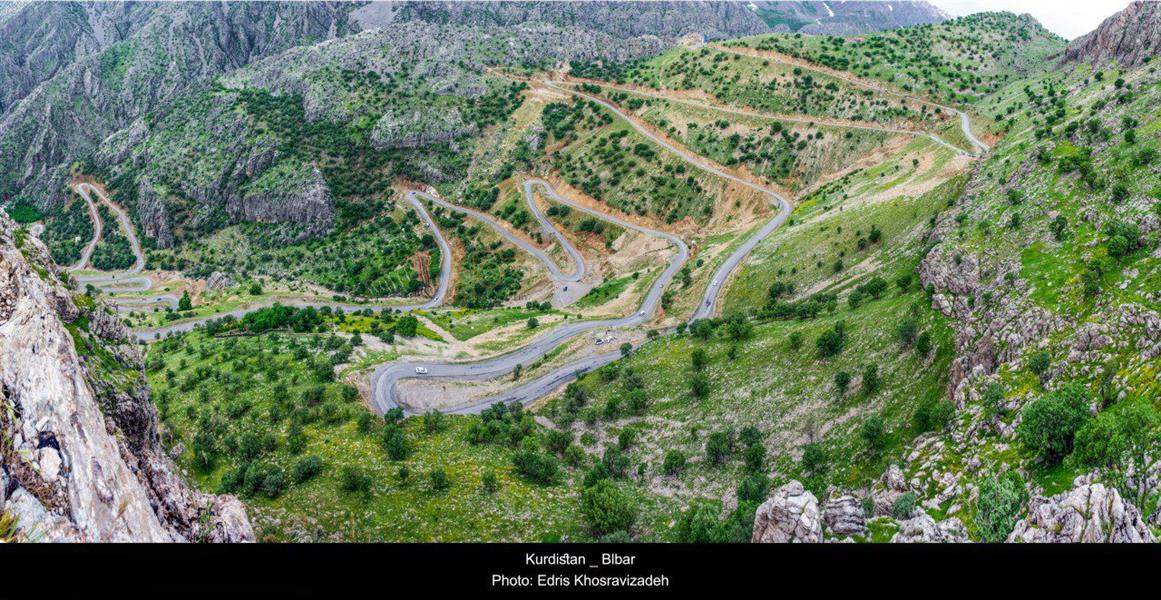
728,11 -> 1065,105
354,0 -> 770,40
0,212 -> 252,542
0,1 -> 359,211
891,30 -> 1161,542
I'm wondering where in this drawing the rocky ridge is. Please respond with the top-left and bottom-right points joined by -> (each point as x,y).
0,212 -> 252,542
1009,476 -> 1156,543
752,1 -> 948,36
354,0 -> 770,41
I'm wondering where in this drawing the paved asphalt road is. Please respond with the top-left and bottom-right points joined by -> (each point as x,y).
370,178 -> 689,415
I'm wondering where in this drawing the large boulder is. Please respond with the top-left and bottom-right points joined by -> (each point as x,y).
1008,476 -> 1156,543
751,481 -> 821,543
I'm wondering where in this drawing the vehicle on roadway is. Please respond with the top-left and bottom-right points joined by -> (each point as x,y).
415,367 -> 429,374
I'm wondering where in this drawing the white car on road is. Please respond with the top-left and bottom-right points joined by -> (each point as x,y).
415,367 -> 429,374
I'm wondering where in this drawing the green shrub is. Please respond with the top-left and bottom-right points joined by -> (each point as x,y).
914,396 -> 955,432
291,455 -> 324,484
974,472 -> 1028,542
861,414 -> 886,454
1017,383 -> 1090,464
383,425 -> 409,460
663,450 -> 687,475
481,470 -> 499,494
429,469 -> 450,492
737,473 -> 769,504
1071,397 -> 1161,508
891,492 -> 917,519
862,363 -> 881,396
705,430 -> 734,464
512,446 -> 560,485
581,480 -> 637,537
340,465 -> 372,493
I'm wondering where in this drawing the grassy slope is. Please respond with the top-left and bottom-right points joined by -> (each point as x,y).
725,12 -> 1066,106
611,46 -> 929,126
147,332 -> 585,542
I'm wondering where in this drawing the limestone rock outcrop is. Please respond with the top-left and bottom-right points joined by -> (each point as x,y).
751,480 -> 821,543
822,494 -> 866,537
0,213 -> 253,542
1008,476 -> 1156,543
891,513 -> 969,543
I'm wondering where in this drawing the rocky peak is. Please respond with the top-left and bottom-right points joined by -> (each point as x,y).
1065,1 -> 1161,67
0,212 -> 252,542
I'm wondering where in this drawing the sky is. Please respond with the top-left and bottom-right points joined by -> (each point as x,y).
929,0 -> 1132,39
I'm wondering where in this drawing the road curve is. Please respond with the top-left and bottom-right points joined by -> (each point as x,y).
522,179 -> 585,279
66,183 -> 170,312
540,81 -> 795,322
67,185 -> 103,272
370,178 -> 689,415
412,188 -> 584,283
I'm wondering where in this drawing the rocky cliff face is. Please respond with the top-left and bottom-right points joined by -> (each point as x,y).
0,1 -> 153,115
1065,1 -> 1161,67
354,0 -> 770,41
0,213 -> 253,542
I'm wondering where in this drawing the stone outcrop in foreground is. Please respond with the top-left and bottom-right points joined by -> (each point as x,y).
751,481 -> 821,543
1008,476 -> 1156,543
0,213 -> 252,542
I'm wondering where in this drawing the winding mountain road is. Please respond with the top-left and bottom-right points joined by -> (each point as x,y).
540,80 -> 795,322
371,178 -> 689,415
562,79 -> 975,157
67,183 -> 171,312
413,186 -> 584,284
89,51 -> 987,415
370,75 -> 805,414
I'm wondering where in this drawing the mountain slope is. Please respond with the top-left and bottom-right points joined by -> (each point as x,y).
354,0 -> 770,40
0,1 -> 358,211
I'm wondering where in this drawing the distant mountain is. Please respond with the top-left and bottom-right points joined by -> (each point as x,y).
0,1 -> 358,210
352,0 -> 770,41
750,1 -> 948,35
356,1 -> 948,40
1066,0 -> 1161,67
